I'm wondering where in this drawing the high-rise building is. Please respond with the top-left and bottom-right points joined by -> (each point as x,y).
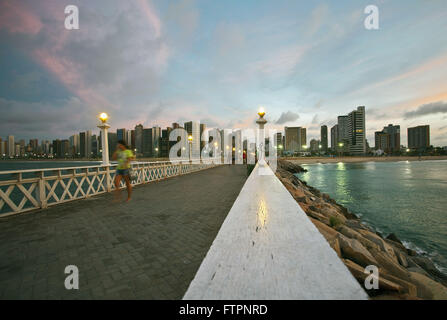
79,132 -> 86,157
276,132 -> 283,155
285,127 -> 299,154
91,134 -> 98,157
375,124 -> 400,154
79,131 -> 92,158
61,139 -> 70,157
383,124 -> 400,153
0,139 -> 5,156
142,128 -> 154,157
330,124 -> 339,151
153,126 -> 161,157
285,127 -> 306,154
184,121 -> 201,159
117,128 -> 127,144
7,135 -> 14,157
408,125 -> 430,150
337,116 -> 349,142
347,106 -> 366,155
134,124 -> 144,156
15,144 -> 21,157
310,139 -> 320,152
52,139 -> 62,158
200,123 -> 207,153
375,131 -> 390,152
107,132 -> 117,157
320,125 -> 328,152
69,134 -> 80,156
29,139 -> 38,152
161,127 -> 173,158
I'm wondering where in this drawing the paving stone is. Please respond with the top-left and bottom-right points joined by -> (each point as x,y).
0,165 -> 247,299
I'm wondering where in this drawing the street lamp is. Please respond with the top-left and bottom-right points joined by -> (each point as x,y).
338,142 -> 344,157
256,107 -> 267,164
188,134 -> 193,161
97,112 -> 110,165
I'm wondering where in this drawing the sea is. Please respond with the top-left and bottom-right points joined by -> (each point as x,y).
297,160 -> 447,273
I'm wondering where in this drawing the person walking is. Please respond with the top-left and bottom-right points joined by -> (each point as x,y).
112,140 -> 135,202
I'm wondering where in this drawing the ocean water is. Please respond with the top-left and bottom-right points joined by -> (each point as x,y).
297,160 -> 447,273
0,161 -> 102,172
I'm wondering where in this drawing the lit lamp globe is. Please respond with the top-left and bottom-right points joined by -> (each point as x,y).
97,112 -> 111,165
99,112 -> 109,123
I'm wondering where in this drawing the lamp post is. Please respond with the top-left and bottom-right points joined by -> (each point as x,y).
256,107 -> 267,164
338,142 -> 344,158
97,112 -> 110,165
188,134 -> 193,161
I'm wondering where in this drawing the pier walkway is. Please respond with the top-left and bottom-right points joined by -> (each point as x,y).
0,165 -> 247,299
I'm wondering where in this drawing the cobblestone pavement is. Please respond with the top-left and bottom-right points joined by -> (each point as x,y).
0,165 -> 247,299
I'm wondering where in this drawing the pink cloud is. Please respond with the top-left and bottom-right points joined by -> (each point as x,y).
136,0 -> 162,38
33,48 -> 113,110
0,0 -> 43,35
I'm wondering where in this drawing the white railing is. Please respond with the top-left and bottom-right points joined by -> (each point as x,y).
0,160 -> 220,217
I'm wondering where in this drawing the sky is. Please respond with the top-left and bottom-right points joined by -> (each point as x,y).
1,0 -> 447,146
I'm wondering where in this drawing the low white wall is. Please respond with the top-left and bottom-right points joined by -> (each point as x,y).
183,162 -> 368,299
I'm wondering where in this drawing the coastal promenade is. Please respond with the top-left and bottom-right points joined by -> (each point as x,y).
0,165 -> 247,299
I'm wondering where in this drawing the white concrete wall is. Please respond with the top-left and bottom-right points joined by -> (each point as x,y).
183,162 -> 368,300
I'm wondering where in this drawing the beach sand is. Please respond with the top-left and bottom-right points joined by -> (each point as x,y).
282,155 -> 447,164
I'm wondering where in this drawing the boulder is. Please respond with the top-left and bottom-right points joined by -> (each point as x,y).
357,229 -> 399,264
379,271 -> 418,297
407,266 -> 430,278
319,205 -> 347,225
306,209 -> 330,225
309,217 -> 343,258
386,233 -> 403,245
336,225 -> 380,251
277,160 -> 307,173
344,219 -> 368,231
395,250 -> 409,268
409,256 -> 447,285
337,234 -> 378,267
309,217 -> 338,240
369,248 -> 411,282
343,259 -> 401,294
385,238 -> 408,253
409,272 -> 447,300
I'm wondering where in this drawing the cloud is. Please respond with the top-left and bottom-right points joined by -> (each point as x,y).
404,101 -> 447,119
0,97 -> 97,139
306,4 -> 329,37
275,111 -> 300,124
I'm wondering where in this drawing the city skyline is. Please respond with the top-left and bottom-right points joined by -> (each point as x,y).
0,115 -> 440,158
1,1 -> 447,146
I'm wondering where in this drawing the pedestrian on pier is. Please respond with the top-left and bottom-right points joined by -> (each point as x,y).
112,140 -> 135,202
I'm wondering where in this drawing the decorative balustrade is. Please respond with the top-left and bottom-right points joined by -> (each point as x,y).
0,160 -> 219,217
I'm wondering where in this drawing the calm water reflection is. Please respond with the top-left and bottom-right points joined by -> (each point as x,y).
298,160 -> 447,272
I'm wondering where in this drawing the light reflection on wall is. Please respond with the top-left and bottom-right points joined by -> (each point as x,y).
257,198 -> 268,229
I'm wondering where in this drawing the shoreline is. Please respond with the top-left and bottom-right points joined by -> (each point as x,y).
276,160 -> 447,300
283,155 -> 447,164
